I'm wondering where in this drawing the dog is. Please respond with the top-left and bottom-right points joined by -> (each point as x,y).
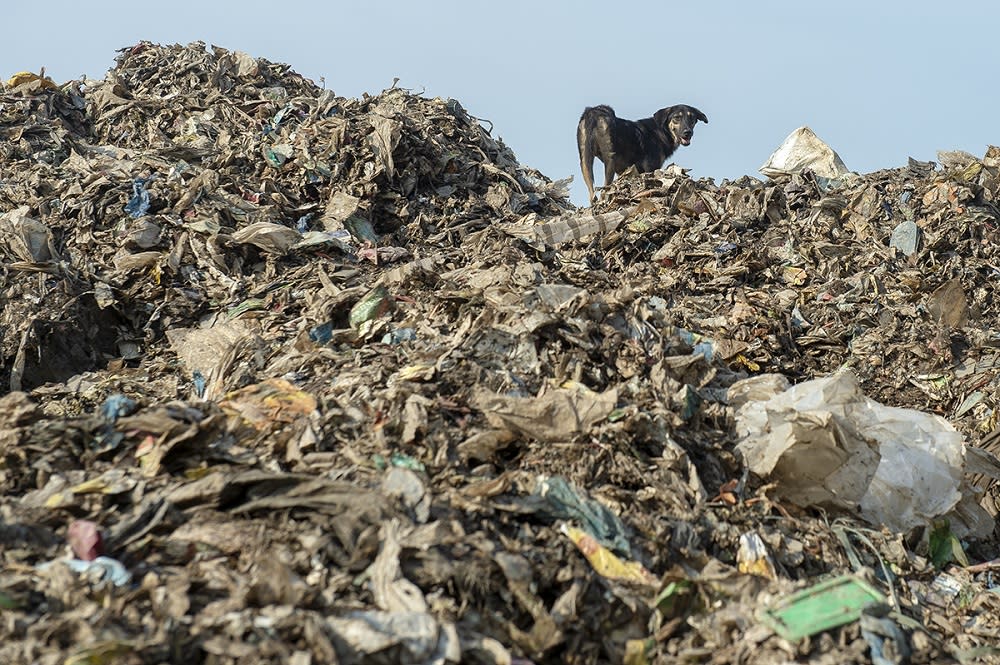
577,104 -> 708,204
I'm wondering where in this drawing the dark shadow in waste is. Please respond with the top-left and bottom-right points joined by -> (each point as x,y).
18,294 -> 124,390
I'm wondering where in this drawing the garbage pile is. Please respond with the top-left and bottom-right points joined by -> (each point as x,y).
1,42 -> 999,665
592,141 -> 1000,430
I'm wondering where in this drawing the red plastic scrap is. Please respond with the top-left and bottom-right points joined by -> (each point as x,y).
67,520 -> 105,561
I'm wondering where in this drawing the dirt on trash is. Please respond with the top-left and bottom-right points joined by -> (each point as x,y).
2,42 -> 1000,665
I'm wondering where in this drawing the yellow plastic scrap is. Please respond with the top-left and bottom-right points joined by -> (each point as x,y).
736,531 -> 778,580
64,640 -> 135,665
957,160 -> 983,182
44,492 -> 72,509
135,435 -> 163,478
219,378 -> 318,430
397,363 -> 436,381
561,523 -> 658,587
6,71 -> 56,90
623,638 -> 655,665
69,470 -> 135,496
781,266 -> 808,286
734,354 -> 760,372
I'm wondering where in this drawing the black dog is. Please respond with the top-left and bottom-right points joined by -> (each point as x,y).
577,104 -> 708,204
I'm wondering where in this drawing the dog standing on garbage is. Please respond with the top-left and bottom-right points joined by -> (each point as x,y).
577,104 -> 708,204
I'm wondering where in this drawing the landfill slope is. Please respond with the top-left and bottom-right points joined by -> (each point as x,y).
1,42 -> 998,665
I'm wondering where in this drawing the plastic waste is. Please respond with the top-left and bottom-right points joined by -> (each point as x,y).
67,520 -> 104,561
36,556 -> 132,587
928,519 -> 969,568
561,524 -> 658,587
124,177 -> 151,218
860,608 -> 911,665
382,327 -> 417,344
736,531 -> 777,579
308,321 -> 335,344
324,610 -> 461,664
64,641 -> 137,665
760,126 -> 851,181
760,574 -> 885,641
349,285 -> 395,330
735,370 -> 965,532
522,475 -> 632,555
99,394 -> 138,422
889,220 -> 920,256
192,370 -> 207,397
6,71 -> 56,91
218,378 -> 318,430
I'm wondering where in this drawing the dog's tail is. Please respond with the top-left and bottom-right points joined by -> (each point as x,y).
578,105 -> 615,205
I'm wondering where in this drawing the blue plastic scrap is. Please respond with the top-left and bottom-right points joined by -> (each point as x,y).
295,213 -> 312,233
533,475 -> 632,556
714,242 -> 739,257
192,370 -> 207,398
124,177 -> 151,218
381,327 -> 417,345
309,321 -> 335,344
99,394 -> 138,423
889,220 -> 920,257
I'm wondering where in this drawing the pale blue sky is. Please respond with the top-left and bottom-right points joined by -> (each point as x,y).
4,1 -> 997,206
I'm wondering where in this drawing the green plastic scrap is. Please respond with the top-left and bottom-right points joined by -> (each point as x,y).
928,519 -> 970,569
677,385 -> 702,421
606,407 -> 629,423
349,286 -> 394,329
761,575 -> 886,641
344,215 -> 379,244
534,475 -> 632,556
389,451 -> 425,472
0,591 -> 22,610
264,143 -> 294,167
227,297 -> 266,319
371,452 -> 426,472
954,390 -> 984,418
653,579 -> 695,618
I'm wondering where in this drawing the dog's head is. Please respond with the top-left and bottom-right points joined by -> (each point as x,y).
654,105 -> 708,147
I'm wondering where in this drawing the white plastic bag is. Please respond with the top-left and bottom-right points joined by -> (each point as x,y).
734,371 -> 965,532
759,126 -> 850,180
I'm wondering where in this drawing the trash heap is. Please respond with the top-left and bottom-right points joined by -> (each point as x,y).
1,42 -> 999,665
592,142 -> 1000,402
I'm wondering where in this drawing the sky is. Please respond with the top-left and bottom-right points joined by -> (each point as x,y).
3,1 -> 998,207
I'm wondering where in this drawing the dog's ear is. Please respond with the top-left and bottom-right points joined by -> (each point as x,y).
653,106 -> 676,126
691,107 -> 708,124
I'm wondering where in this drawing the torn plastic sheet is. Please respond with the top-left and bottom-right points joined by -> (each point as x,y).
325,610 -> 461,665
736,371 -> 965,532
471,383 -> 618,443
760,126 -> 851,183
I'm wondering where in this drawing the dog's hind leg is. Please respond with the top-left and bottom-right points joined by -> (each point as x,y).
578,126 -> 597,205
